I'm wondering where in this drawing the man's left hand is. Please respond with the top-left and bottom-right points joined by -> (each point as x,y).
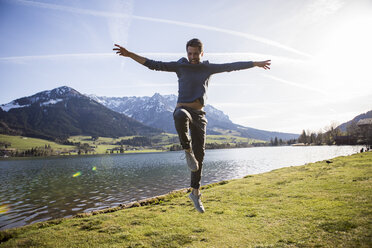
254,60 -> 271,70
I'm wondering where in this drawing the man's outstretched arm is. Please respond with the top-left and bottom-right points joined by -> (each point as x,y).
113,44 -> 147,65
113,44 -> 178,72
208,59 -> 271,74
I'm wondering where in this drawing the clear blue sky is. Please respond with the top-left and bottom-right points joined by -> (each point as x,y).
1,0 -> 371,133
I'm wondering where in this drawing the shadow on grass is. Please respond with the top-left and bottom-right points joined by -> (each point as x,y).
319,220 -> 357,233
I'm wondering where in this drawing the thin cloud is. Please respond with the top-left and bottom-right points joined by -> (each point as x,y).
12,0 -> 311,58
107,0 -> 133,45
204,52 -> 306,64
12,0 -> 119,17
132,16 -> 311,58
305,0 -> 344,22
263,74 -> 327,95
0,53 -> 114,62
0,52 -> 304,63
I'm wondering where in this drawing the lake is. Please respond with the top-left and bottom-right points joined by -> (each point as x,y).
0,145 -> 362,230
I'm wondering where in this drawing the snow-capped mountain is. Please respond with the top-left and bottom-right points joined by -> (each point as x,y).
1,86 -> 81,112
0,86 -> 159,140
89,93 -> 176,118
89,93 -> 299,141
88,93 -> 234,135
89,93 -> 179,134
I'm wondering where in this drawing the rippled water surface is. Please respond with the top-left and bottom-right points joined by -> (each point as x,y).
0,146 -> 362,230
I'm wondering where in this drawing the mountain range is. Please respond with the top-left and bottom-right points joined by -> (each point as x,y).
0,86 -> 299,141
88,93 -> 299,141
0,86 -> 158,140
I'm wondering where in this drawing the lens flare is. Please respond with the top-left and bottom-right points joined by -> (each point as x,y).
72,172 -> 81,177
0,204 -> 10,214
92,166 -> 97,171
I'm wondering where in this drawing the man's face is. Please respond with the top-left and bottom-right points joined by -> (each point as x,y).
187,46 -> 203,64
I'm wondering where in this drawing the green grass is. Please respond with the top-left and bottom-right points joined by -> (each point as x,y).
1,152 -> 371,247
0,134 -> 75,151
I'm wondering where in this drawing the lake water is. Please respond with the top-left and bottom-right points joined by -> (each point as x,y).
0,145 -> 362,230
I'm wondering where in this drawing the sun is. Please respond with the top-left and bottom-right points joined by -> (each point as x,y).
314,15 -> 372,93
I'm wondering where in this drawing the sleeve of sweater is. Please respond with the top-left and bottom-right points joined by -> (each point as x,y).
143,59 -> 179,72
207,61 -> 254,74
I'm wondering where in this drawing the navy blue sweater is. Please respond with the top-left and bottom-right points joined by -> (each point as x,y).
144,57 -> 254,106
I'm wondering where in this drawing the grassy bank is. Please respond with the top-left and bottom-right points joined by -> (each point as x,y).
1,152 -> 371,247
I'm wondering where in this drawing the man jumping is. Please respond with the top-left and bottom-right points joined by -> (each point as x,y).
113,38 -> 271,213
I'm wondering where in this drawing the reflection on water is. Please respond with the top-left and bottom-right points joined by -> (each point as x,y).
0,146 -> 361,230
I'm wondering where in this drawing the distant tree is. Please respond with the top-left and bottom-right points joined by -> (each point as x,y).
298,130 -> 308,144
289,139 -> 297,145
309,132 -> 316,144
62,139 -> 75,145
0,141 -> 11,148
319,123 -> 341,145
273,137 -> 278,146
169,144 -> 182,151
206,142 -> 233,149
20,146 -> 55,157
77,143 -> 91,154
117,136 -> 152,146
346,121 -> 360,144
315,131 -> 323,145
322,131 -> 332,145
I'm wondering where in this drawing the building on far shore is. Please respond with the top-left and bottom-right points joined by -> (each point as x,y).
357,118 -> 372,127
357,118 -> 372,147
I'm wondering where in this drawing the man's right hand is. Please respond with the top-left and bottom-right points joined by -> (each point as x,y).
113,44 -> 130,57
113,44 -> 147,64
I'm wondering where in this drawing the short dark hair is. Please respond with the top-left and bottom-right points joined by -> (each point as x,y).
186,38 -> 203,53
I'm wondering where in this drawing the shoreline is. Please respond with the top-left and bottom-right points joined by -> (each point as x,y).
0,149 -> 167,161
1,144 -> 365,161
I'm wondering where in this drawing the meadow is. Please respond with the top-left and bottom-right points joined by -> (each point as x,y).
0,134 -> 75,153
